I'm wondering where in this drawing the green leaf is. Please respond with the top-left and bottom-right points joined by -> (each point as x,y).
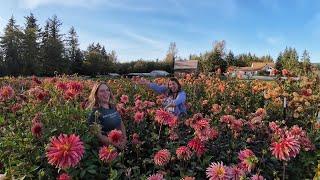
109,168 -> 118,180
80,170 -> 86,178
50,128 -> 57,133
0,116 -> 4,125
87,169 -> 96,174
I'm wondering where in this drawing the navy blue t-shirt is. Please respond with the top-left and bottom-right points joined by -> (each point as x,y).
88,107 -> 122,134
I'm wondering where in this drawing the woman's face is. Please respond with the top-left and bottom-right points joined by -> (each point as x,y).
168,80 -> 179,93
97,84 -> 111,104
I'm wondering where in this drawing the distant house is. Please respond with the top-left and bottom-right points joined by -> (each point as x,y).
227,62 -> 275,77
174,60 -> 199,75
239,62 -> 275,76
251,62 -> 275,72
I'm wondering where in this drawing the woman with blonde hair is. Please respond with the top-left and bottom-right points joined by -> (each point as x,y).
87,82 -> 127,150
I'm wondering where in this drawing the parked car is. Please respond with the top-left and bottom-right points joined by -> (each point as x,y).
126,73 -> 151,78
108,73 -> 120,77
150,70 -> 170,77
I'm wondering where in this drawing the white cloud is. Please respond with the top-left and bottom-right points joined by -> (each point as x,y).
77,28 -> 168,62
122,30 -> 166,49
265,36 -> 282,45
19,0 -> 97,9
17,0 -> 158,12
258,32 -> 284,46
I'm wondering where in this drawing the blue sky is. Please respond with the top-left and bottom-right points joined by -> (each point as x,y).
0,0 -> 319,62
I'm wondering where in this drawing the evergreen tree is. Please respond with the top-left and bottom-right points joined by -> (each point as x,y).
225,51 -> 236,66
22,13 -> 40,75
279,47 -> 299,74
0,16 -> 23,76
202,40 -> 227,73
39,21 -> 50,75
260,55 -> 273,62
301,49 -> 311,75
83,43 -> 114,75
66,26 -> 83,74
41,15 -> 67,75
275,52 -> 283,70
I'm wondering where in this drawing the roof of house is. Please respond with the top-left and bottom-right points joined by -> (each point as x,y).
232,62 -> 275,72
236,67 -> 262,71
251,62 -> 275,69
174,60 -> 198,70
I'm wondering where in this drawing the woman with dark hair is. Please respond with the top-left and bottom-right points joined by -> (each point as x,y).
87,82 -> 127,150
134,77 -> 187,117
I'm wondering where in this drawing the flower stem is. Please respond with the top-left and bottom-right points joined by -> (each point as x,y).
282,161 -> 286,180
158,123 -> 163,140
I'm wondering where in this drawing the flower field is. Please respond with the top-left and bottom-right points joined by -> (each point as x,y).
0,75 -> 319,179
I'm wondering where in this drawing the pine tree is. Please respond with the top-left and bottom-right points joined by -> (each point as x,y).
301,50 -> 311,75
260,55 -> 273,62
0,16 -> 23,76
40,15 -> 67,75
22,13 -> 40,75
39,21 -> 50,75
202,40 -> 227,73
66,26 -> 83,74
275,52 -> 283,70
279,47 -> 299,74
226,51 -> 236,66
83,48 -> 104,76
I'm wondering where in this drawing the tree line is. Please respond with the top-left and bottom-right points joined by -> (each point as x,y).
0,14 -> 172,77
0,14 -> 314,77
189,40 -> 313,75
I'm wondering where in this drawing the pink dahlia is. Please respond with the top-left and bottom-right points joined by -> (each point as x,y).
270,134 -> 300,161
31,121 -> 43,138
176,146 -> 192,161
46,134 -> 84,169
187,138 -> 206,157
238,149 -> 258,172
120,95 -> 129,104
0,85 -> 14,101
206,162 -> 228,180
134,111 -> 144,123
57,173 -> 71,180
107,129 -> 124,147
99,145 -> 118,163
154,149 -> 171,166
147,173 -> 164,180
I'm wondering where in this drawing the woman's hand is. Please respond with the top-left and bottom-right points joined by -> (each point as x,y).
97,133 -> 111,145
98,132 -> 127,150
116,139 -> 127,151
133,77 -> 150,85
164,102 -> 176,109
